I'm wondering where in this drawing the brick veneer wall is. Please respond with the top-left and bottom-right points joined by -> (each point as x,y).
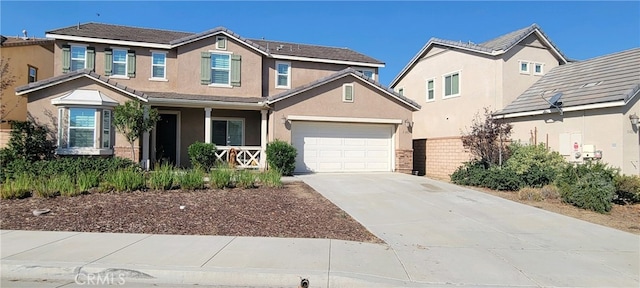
424,137 -> 472,180
114,146 -> 140,163
395,149 -> 413,174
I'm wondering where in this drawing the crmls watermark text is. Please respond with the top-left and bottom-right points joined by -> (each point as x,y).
74,272 -> 126,285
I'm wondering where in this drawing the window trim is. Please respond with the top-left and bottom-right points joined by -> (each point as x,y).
110,48 -> 129,79
209,52 -> 232,87
70,45 -> 87,71
275,61 -> 291,89
102,110 -> 111,149
342,83 -> 354,103
442,70 -> 461,99
149,51 -> 167,81
533,62 -> 544,75
211,117 -> 245,146
216,36 -> 227,50
426,78 -> 435,102
519,60 -> 530,74
57,107 -> 113,155
27,65 -> 37,83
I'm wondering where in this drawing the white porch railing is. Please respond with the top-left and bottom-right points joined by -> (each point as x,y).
215,146 -> 263,169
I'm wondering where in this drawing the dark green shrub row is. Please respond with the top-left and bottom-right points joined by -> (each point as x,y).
1,156 -> 138,182
450,161 -> 523,191
555,162 -> 617,213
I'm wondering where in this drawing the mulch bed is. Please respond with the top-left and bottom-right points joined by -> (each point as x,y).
0,181 -> 382,243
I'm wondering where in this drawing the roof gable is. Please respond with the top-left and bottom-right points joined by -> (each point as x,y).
267,68 -> 420,111
15,69 -> 147,102
390,24 -> 568,87
496,48 -> 640,117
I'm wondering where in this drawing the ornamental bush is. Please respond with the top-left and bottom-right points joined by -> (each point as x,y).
613,174 -> 640,204
188,142 -> 217,171
505,143 -> 565,188
556,162 -> 617,213
266,140 -> 297,176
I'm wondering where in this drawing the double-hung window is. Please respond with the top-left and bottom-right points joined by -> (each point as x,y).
68,108 -> 96,148
212,119 -> 243,146
112,49 -> 128,77
276,61 -> 291,88
151,52 -> 166,79
70,46 -> 86,71
102,110 -> 111,148
443,72 -> 460,98
211,53 -> 231,85
519,61 -> 530,74
28,66 -> 37,83
426,79 -> 434,101
534,63 -> 544,75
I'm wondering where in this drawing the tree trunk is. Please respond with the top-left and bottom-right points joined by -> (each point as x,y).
130,141 -> 136,162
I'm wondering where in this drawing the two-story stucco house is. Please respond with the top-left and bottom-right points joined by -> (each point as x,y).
0,34 -> 54,147
15,23 -> 420,173
390,24 -> 568,179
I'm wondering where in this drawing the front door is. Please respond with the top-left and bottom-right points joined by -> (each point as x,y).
156,113 -> 177,165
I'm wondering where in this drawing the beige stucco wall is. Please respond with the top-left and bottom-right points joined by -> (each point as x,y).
508,104 -> 640,175
500,34 -> 562,107
25,77 -> 139,151
269,75 -> 413,151
0,43 -> 54,131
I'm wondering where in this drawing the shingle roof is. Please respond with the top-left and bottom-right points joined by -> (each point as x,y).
46,23 -> 381,64
250,39 -> 384,65
144,92 -> 264,104
1,35 -> 54,47
495,48 -> 640,116
15,69 -> 147,100
267,68 -> 420,110
46,23 -> 193,44
390,24 -> 568,87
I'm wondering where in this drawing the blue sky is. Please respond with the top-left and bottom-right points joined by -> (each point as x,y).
1,1 -> 639,85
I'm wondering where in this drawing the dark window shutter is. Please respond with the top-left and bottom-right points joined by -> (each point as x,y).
62,45 -> 71,73
86,47 -> 95,71
104,48 -> 113,76
231,54 -> 241,87
127,50 -> 136,77
201,52 -> 211,85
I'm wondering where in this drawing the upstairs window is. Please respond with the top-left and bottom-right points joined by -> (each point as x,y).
71,46 -> 86,71
443,72 -> 460,98
355,68 -> 375,80
343,84 -> 354,102
200,52 -> 241,87
104,48 -> 135,78
211,53 -> 231,85
216,36 -> 227,50
519,61 -> 530,74
426,79 -> 434,101
112,49 -> 128,76
28,66 -> 37,83
276,61 -> 291,88
151,52 -> 166,79
534,63 -> 544,75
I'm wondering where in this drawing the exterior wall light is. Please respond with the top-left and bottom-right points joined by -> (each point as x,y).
630,113 -> 639,126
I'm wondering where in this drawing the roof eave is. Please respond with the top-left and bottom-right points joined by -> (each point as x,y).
45,33 -> 172,49
270,54 -> 384,68
496,100 -> 627,119
148,97 -> 267,110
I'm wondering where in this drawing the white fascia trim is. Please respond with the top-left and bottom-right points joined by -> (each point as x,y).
46,34 -> 171,49
270,54 -> 384,68
148,97 -> 266,110
16,74 -> 86,95
287,115 -> 402,124
497,101 -> 626,119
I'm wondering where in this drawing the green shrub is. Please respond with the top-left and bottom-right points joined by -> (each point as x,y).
613,174 -> 640,204
451,161 -> 490,187
540,184 -> 560,200
77,171 -> 100,192
210,167 -> 233,189
188,142 -> 217,171
1,156 -> 137,183
51,174 -> 81,197
483,166 -> 523,191
518,187 -> 543,201
177,169 -> 205,190
505,143 -> 565,188
148,163 -> 176,190
259,169 -> 282,188
2,120 -> 56,162
105,168 -> 146,192
1,174 -> 32,199
33,177 -> 57,198
556,162 -> 617,213
266,140 -> 297,176
234,169 -> 257,189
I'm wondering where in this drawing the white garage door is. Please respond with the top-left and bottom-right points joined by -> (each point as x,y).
291,122 -> 393,173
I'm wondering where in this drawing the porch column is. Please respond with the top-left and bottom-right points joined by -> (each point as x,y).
204,108 -> 212,143
260,110 -> 268,169
142,105 -> 150,170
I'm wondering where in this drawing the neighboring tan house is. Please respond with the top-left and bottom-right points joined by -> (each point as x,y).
390,24 -> 568,179
0,35 -> 54,147
495,48 -> 640,175
15,23 -> 420,173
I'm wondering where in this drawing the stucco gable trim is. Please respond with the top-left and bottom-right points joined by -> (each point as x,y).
287,115 -> 403,124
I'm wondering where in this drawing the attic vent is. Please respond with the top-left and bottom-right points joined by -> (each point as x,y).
581,81 -> 603,88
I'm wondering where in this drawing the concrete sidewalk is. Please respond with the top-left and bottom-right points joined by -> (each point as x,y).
1,230 -> 416,287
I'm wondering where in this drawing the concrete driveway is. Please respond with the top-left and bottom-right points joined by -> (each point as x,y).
299,173 -> 640,287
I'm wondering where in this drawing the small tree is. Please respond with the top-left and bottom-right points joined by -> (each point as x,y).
113,101 -> 159,161
461,108 -> 512,167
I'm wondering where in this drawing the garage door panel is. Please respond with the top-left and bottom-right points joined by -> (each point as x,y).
292,122 -> 393,173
